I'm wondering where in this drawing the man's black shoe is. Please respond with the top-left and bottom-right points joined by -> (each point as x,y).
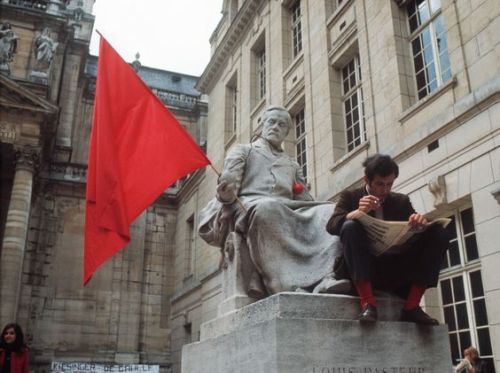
400,306 -> 439,325
358,304 -> 378,322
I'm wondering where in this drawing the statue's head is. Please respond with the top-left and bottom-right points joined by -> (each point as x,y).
261,106 -> 292,147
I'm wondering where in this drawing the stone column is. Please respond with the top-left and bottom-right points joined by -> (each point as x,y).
0,146 -> 39,325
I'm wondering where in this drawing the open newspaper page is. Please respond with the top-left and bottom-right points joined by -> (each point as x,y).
349,210 -> 451,256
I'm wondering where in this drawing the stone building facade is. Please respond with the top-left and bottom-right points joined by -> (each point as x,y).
1,0 -> 500,372
0,1 -> 207,372
171,0 -> 500,371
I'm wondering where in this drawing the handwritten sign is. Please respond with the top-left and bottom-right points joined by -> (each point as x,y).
51,362 -> 159,373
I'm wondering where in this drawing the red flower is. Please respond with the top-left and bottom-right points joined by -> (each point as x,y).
292,182 -> 304,194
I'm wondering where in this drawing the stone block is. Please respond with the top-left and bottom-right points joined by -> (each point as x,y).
182,293 -> 452,373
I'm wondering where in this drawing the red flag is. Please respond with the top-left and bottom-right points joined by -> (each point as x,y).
84,36 -> 211,285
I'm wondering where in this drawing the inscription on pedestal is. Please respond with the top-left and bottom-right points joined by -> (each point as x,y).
311,367 -> 426,373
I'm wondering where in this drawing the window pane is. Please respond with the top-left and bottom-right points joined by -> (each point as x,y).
346,112 -> 352,126
453,276 -> 465,301
449,333 -> 460,362
456,303 -> 469,329
473,299 -> 488,327
354,124 -> 360,138
353,108 -> 359,123
351,92 -> 358,107
470,271 -> 484,297
416,71 -> 426,90
449,242 -> 461,266
465,234 -> 479,261
477,328 -> 492,356
412,38 -> 422,55
430,0 -> 441,14
441,279 -> 452,305
461,208 -> 474,234
414,53 -> 424,71
446,216 -> 457,239
423,45 -> 434,66
459,331 -> 471,353
441,65 -> 452,82
418,87 -> 427,99
345,97 -> 351,112
444,305 -> 456,331
441,254 -> 449,269
409,14 -> 419,33
417,0 -> 430,24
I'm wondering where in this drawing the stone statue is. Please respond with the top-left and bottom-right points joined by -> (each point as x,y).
34,27 -> 58,70
0,22 -> 18,71
198,106 -> 348,299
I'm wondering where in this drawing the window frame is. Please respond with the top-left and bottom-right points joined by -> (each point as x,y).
341,55 -> 366,152
438,206 -> 494,366
257,48 -> 266,101
291,0 -> 303,59
184,214 -> 196,278
407,0 -> 452,100
293,108 -> 307,182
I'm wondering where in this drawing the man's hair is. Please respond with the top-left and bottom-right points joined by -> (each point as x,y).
464,346 -> 478,358
363,154 -> 399,181
261,106 -> 292,135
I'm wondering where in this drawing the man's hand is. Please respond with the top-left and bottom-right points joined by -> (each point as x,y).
408,213 -> 427,229
358,195 -> 381,213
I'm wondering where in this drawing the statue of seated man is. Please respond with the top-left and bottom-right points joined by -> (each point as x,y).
198,105 -> 348,299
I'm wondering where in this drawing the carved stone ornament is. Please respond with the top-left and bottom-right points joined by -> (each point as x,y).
0,22 -> 19,74
428,175 -> 447,207
491,186 -> 500,205
33,27 -> 58,72
14,145 -> 40,172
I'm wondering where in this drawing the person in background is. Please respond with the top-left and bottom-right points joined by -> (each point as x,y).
0,323 -> 29,373
455,346 -> 492,373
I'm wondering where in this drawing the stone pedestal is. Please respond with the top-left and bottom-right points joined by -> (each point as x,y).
182,293 -> 453,373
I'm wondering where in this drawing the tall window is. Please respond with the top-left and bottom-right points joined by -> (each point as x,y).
439,207 -> 494,368
257,49 -> 266,100
184,214 -> 195,277
407,0 -> 451,100
225,73 -> 238,142
291,1 -> 302,58
341,56 -> 365,152
294,109 -> 307,182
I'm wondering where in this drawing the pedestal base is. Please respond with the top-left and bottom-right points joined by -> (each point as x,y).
182,293 -> 452,373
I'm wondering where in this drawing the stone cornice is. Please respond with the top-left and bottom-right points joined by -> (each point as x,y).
196,0 -> 264,93
0,73 -> 59,115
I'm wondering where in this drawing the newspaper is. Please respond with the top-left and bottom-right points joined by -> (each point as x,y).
349,210 -> 451,256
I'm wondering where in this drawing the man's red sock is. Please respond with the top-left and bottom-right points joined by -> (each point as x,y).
356,281 -> 376,308
404,284 -> 426,310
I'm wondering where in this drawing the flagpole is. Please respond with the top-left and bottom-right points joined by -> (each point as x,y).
209,164 -> 247,213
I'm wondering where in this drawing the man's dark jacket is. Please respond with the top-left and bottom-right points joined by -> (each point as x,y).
326,186 -> 416,236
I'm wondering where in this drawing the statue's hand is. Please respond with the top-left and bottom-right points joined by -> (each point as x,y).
216,174 -> 237,203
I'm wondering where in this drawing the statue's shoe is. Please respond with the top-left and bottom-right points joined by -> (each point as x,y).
312,277 -> 352,294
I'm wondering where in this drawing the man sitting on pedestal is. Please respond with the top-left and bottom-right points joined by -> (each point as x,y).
327,154 -> 449,324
